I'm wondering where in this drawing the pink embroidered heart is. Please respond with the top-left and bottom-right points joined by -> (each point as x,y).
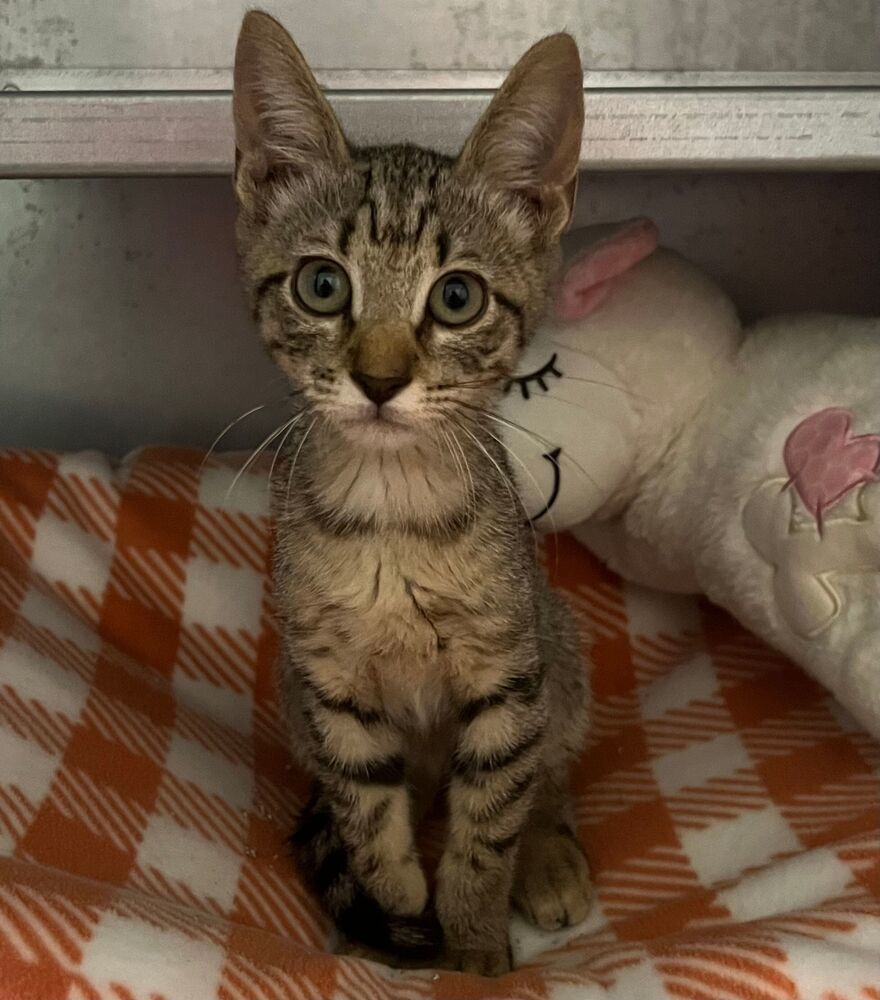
783,407 -> 880,525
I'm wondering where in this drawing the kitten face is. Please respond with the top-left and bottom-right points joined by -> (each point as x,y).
242,148 -> 553,448
233,11 -> 584,451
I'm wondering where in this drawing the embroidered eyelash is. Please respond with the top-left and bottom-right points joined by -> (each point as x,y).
504,353 -> 563,400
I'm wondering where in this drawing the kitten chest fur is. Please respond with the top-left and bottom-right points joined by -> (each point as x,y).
274,443 -> 528,732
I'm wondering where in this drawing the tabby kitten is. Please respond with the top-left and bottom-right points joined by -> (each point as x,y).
233,11 -> 591,976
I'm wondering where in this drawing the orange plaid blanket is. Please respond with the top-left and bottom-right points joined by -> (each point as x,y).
0,447 -> 878,1000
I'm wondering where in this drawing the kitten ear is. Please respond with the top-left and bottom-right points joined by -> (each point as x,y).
457,34 -> 584,235
233,10 -> 349,209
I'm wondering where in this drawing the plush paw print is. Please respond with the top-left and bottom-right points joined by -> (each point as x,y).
783,407 -> 880,526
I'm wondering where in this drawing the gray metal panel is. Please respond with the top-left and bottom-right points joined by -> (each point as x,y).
3,3 -> 880,455
2,172 -> 879,455
3,0 -> 879,71
3,88 -> 880,175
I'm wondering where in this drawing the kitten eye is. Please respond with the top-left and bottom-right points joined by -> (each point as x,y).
294,258 -> 351,315
428,272 -> 486,326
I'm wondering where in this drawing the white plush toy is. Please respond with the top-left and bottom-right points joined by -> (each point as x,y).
502,218 -> 880,739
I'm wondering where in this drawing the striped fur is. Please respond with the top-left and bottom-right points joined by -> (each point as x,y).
233,10 -> 589,976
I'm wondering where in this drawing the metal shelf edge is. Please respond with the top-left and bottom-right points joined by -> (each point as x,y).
5,67 -> 880,92
2,88 -> 879,176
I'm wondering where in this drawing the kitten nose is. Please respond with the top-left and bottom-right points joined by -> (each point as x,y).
351,372 -> 411,407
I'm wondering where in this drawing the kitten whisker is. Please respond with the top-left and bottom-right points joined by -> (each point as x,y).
269,411 -> 308,485
485,431 -> 540,550
202,389 -> 302,471
470,417 -> 560,573
437,426 -> 477,526
226,413 -> 302,500
481,423 -> 557,533
431,377 -> 499,392
453,413 -> 539,551
439,365 -> 646,405
202,403 -> 267,470
545,341 -> 653,402
285,416 -> 318,514
524,389 -> 642,419
450,416 -> 535,548
453,400 -> 603,498
453,431 -> 478,522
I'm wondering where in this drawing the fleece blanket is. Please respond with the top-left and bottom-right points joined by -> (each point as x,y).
0,446 -> 877,1000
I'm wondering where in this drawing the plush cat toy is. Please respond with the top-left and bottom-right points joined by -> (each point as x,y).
502,219 -> 880,739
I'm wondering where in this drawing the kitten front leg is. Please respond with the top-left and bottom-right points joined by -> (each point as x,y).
513,594 -> 593,930
437,662 -> 547,976
291,674 -> 438,959
512,773 -> 592,930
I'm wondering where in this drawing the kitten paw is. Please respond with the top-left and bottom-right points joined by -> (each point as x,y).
367,857 -> 428,916
446,944 -> 512,977
513,827 -> 592,930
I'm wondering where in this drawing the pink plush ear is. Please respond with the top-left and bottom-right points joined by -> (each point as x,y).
554,217 -> 659,321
